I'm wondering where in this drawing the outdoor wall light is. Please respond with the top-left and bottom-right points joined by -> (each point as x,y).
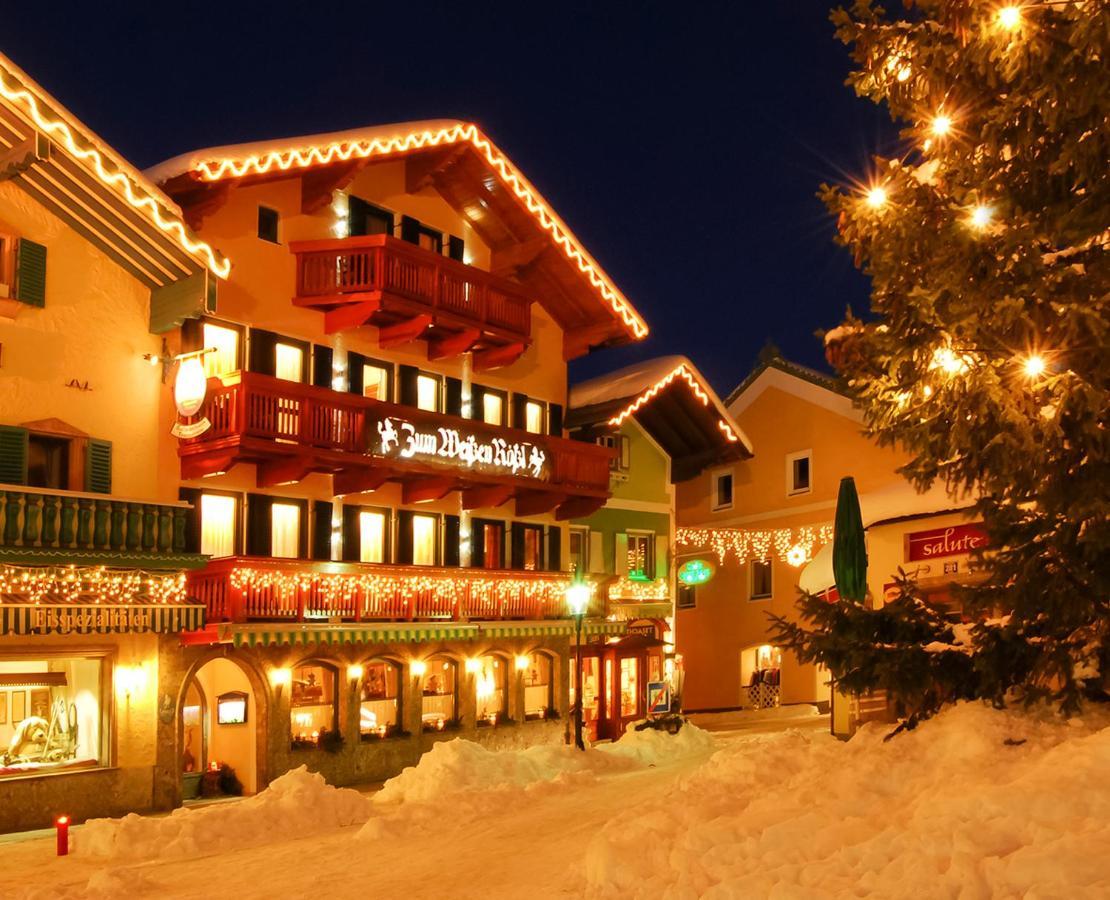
410,660 -> 427,678
347,664 -> 364,681
464,657 -> 481,675
269,667 -> 292,693
514,654 -> 530,672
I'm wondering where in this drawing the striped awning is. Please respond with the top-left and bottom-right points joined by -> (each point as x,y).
1,603 -> 205,635
224,618 -> 626,648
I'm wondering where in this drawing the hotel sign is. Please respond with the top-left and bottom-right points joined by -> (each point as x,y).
906,523 -> 988,562
373,415 -> 548,480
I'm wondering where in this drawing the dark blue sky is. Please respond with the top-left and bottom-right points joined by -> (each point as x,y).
5,1 -> 894,396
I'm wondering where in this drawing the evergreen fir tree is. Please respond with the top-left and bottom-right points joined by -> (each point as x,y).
804,1 -> 1108,715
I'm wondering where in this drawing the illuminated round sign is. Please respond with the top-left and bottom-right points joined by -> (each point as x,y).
677,559 -> 715,586
174,356 -> 208,417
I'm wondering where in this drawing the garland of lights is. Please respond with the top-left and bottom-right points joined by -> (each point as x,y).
607,576 -> 669,602
677,524 -> 834,567
0,566 -> 187,605
0,65 -> 230,280
607,362 -> 741,443
190,122 -> 648,339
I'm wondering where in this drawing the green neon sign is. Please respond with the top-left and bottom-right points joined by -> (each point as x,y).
678,559 -> 715,586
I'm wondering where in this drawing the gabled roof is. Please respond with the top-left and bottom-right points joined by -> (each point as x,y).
147,120 -> 648,356
568,356 -> 752,482
725,348 -> 854,420
0,52 -> 229,289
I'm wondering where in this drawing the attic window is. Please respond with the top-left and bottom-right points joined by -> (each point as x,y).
258,206 -> 280,243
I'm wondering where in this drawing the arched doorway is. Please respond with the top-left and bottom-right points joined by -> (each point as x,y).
180,657 -> 260,796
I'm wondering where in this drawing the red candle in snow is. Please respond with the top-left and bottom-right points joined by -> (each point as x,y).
55,816 -> 69,856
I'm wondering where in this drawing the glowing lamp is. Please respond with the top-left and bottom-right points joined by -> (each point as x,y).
930,115 -> 952,137
174,356 -> 208,417
55,816 -> 69,856
1023,354 -> 1047,378
970,204 -> 993,230
514,655 -> 530,671
347,664 -> 364,681
997,6 -> 1022,30
566,582 -> 591,617
269,667 -> 292,689
865,186 -> 888,209
464,658 -> 481,674
677,559 -> 715,586
786,544 -> 808,567
410,660 -> 427,678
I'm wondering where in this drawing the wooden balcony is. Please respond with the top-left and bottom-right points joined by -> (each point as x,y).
189,556 -> 604,624
291,235 -> 533,368
177,372 -> 613,520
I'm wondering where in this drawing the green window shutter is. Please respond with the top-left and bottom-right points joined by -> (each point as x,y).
614,532 -> 629,577
15,239 -> 47,308
655,535 -> 669,581
85,439 -> 112,494
0,426 -> 29,485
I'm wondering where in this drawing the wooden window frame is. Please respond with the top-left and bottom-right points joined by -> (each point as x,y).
358,658 -> 403,740
626,530 -> 655,580
712,469 -> 734,512
786,449 -> 813,497
289,659 -> 339,748
197,489 -> 243,558
569,526 -> 590,575
257,206 -> 280,244
750,558 -> 773,601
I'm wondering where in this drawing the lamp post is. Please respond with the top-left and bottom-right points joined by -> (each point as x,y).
566,581 -> 590,751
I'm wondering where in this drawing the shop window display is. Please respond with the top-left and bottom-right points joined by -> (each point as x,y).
0,656 -> 103,778
620,657 -> 640,718
421,658 -> 456,731
475,655 -> 507,726
523,653 -> 553,720
290,663 -> 338,749
359,661 -> 400,739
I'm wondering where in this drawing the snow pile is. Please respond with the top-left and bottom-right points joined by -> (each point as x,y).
598,721 -> 718,766
584,703 -> 1110,898
80,765 -> 371,860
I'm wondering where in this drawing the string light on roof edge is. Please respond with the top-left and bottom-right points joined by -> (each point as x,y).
192,122 -> 647,339
0,71 -> 230,280
607,363 -> 741,443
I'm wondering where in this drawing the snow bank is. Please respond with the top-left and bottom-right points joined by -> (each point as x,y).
80,766 -> 370,861
584,702 -> 1110,898
598,721 -> 718,766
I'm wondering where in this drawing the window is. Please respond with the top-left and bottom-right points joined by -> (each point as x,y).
0,232 -> 14,294
416,374 -> 440,412
482,391 -> 505,426
569,528 -> 589,574
750,559 -> 773,600
26,434 -> 69,489
290,663 -> 338,749
523,653 -> 553,720
512,523 -> 543,571
348,197 -> 394,237
620,657 -> 640,718
257,206 -> 280,243
524,400 -> 545,435
202,322 -> 242,378
412,513 -> 438,566
271,503 -> 302,558
362,364 -> 391,401
475,520 -> 504,569
627,532 -> 654,580
421,657 -> 456,731
200,493 -> 238,557
677,583 -> 697,609
359,661 -> 400,739
359,511 -> 387,563
787,450 -> 812,496
275,342 -> 305,383
0,654 -> 105,778
596,434 -> 631,472
475,655 -> 508,726
417,229 -> 442,253
713,470 -> 734,511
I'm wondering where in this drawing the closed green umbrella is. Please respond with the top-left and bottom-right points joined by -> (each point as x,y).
833,476 -> 868,602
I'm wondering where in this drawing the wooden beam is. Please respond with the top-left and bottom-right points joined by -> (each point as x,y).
490,238 -> 548,278
404,146 -> 467,193
555,496 -> 607,521
515,491 -> 566,518
563,323 -> 623,361
324,299 -> 381,334
180,452 -> 238,480
427,327 -> 481,361
0,133 -> 49,181
472,342 -> 527,372
461,485 -> 514,511
256,456 -> 314,488
301,160 -> 368,214
402,476 -> 457,504
333,468 -> 392,498
378,313 -> 433,349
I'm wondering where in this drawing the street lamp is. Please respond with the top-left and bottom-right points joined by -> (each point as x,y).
566,581 -> 591,751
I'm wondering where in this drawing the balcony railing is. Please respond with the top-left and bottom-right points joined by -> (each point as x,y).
291,235 -> 533,344
190,556 -> 603,624
178,372 -> 613,511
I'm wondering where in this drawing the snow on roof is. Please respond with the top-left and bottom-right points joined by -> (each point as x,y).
860,479 -> 975,529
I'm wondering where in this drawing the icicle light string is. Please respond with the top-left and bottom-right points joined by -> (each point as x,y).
0,566 -> 187,605
677,524 -> 834,567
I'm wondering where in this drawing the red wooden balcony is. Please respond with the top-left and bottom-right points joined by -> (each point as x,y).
291,235 -> 533,368
177,372 -> 612,520
190,556 -> 603,624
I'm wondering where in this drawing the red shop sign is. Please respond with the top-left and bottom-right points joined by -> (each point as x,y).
906,523 -> 988,562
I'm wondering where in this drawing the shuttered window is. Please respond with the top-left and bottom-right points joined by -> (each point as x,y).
83,439 -> 112,494
14,238 -> 46,308
0,425 -> 29,485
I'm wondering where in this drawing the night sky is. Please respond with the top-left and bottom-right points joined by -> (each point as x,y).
6,1 -> 897,396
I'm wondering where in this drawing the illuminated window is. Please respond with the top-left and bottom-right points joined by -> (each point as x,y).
519,525 -> 542,571
712,470 -> 733,511
475,655 -> 508,726
525,401 -> 544,434
271,503 -> 301,558
482,392 -> 504,426
421,657 -> 456,731
0,654 -> 105,779
523,653 -> 553,720
202,322 -> 241,378
750,559 -> 773,600
200,494 -> 237,557
620,657 -> 639,718
359,661 -> 400,739
596,434 -> 630,472
569,528 -> 589,574
412,514 -> 437,566
416,374 -> 440,412
627,532 -> 654,579
275,343 -> 304,383
363,364 -> 391,401
359,511 -> 386,564
290,663 -> 337,749
787,450 -> 812,496
479,521 -> 503,568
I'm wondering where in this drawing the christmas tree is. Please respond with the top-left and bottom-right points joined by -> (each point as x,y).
797,1 -> 1109,716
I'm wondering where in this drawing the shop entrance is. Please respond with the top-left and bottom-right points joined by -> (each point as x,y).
180,658 -> 259,799
574,625 -> 667,742
740,644 -> 782,709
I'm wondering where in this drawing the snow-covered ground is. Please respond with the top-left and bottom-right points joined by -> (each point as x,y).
4,704 -> 1110,898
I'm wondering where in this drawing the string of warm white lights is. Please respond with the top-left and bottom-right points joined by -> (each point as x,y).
677,524 -> 834,567
0,66 -> 230,279
0,566 -> 188,605
190,122 -> 647,339
608,576 -> 670,602
608,362 -> 741,443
